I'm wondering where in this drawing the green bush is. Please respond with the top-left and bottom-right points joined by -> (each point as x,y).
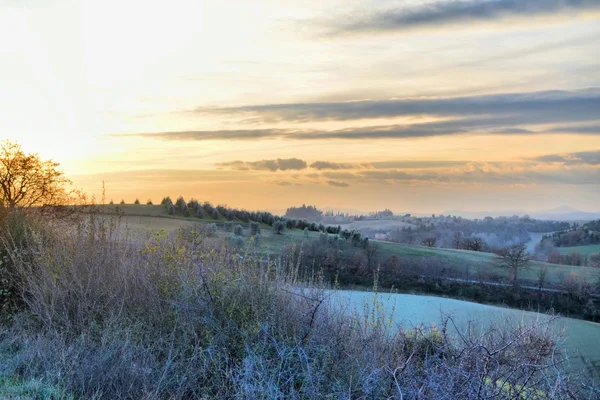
233,224 -> 243,236
272,221 -> 285,235
250,221 -> 261,236
227,234 -> 245,250
206,223 -> 217,237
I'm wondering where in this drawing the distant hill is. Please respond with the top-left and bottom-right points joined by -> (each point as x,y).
444,206 -> 600,221
542,219 -> 600,248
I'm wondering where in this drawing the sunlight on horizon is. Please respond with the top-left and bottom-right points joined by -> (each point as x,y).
2,0 -> 599,213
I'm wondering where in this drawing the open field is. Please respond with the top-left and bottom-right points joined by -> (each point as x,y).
325,290 -> 600,383
338,219 -> 415,232
102,206 -> 597,287
556,244 -> 600,256
375,241 -> 598,285
4,210 -> 593,398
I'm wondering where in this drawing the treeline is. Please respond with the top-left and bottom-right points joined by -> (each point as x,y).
542,219 -> 600,247
281,236 -> 600,322
284,204 -> 323,221
385,215 -> 570,250
159,195 -> 376,243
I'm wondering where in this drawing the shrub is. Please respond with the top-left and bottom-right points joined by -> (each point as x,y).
109,199 -> 114,205
167,203 -> 175,215
187,198 -> 199,210
272,221 -> 285,235
134,198 -> 140,205
120,199 -> 125,205
161,196 -> 172,206
250,221 -> 261,236
146,199 -> 153,205
285,219 -> 295,229
0,211 -> 587,399
195,206 -> 204,218
233,224 -> 243,236
206,223 -> 217,237
590,253 -> 600,268
175,196 -> 186,213
227,234 -> 245,250
224,221 -> 234,232
304,227 -> 309,238
319,232 -> 328,243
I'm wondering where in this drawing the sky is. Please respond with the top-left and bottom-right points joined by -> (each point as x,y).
2,0 -> 599,214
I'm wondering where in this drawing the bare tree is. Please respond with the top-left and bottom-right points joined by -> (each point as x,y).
496,243 -> 530,286
0,140 -> 71,208
463,237 -> 485,252
452,231 -> 463,249
421,236 -> 437,247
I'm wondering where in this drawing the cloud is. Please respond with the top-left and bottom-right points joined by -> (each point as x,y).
191,88 -> 600,125
321,163 -> 600,185
111,129 -> 291,141
309,161 -> 359,170
216,158 -> 307,171
547,125 -> 600,134
112,117 -> 596,143
532,149 -> 600,165
113,89 -> 600,141
369,160 -> 467,169
326,180 -> 350,188
272,181 -> 294,186
320,0 -> 600,36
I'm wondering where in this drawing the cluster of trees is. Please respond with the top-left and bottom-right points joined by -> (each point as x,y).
546,251 -> 600,267
157,196 -> 356,238
541,220 -> 600,247
284,204 -> 323,221
383,214 -> 569,251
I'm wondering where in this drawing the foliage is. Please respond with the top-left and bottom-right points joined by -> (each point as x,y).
0,209 -> 594,398
284,204 -> 323,221
233,224 -> 243,236
249,221 -> 261,236
272,221 -> 285,235
0,140 -> 72,208
205,223 -> 217,237
543,220 -> 600,247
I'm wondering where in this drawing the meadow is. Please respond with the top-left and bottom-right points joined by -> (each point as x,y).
1,205 -> 598,398
556,244 -> 600,257
109,204 -> 598,288
326,290 -> 600,383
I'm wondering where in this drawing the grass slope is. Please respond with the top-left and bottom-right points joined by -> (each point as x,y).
105,204 -> 598,287
556,244 -> 600,256
327,290 -> 600,383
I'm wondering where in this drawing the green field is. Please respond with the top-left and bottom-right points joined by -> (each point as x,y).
375,241 -> 599,285
99,204 -> 598,287
556,244 -> 600,256
325,290 -> 600,382
84,205 -> 600,384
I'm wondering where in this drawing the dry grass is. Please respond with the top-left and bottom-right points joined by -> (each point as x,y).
0,209 -> 597,399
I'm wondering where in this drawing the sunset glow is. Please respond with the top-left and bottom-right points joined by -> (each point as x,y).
3,0 -> 599,213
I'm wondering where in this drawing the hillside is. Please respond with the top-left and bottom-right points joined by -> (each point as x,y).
100,204 -> 596,289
